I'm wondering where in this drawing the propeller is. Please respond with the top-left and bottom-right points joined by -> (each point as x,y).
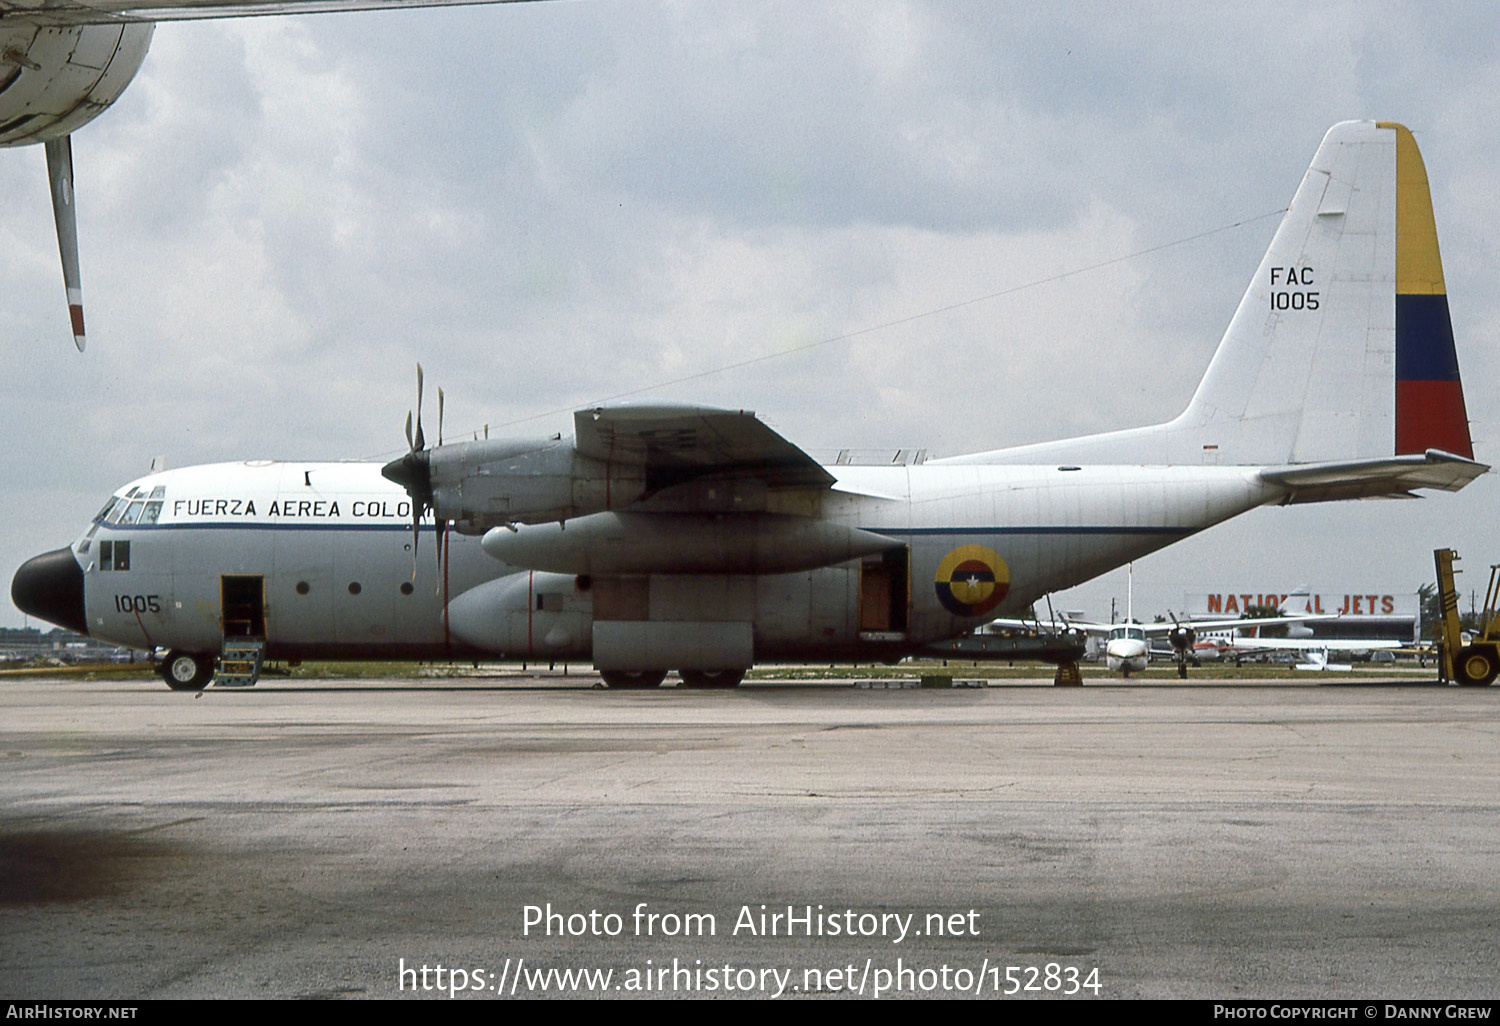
1165,610 -> 1197,651
381,364 -> 438,578
1166,610 -> 1196,679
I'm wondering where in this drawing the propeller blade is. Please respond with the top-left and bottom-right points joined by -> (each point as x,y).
438,388 -> 445,447
44,135 -> 85,351
414,364 -> 425,452
404,411 -> 414,452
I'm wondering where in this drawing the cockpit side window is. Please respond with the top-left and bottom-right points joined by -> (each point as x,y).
97,540 -> 131,572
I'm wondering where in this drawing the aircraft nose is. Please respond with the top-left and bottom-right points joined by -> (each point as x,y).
11,547 -> 88,635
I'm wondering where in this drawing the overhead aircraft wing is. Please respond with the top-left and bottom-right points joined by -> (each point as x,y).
0,0 -> 541,26
1260,450 -> 1489,504
574,405 -> 837,493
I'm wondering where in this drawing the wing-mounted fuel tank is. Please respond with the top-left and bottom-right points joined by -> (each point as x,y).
480,512 -> 899,575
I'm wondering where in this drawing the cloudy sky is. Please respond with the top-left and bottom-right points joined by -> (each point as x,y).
3,0 -> 1498,629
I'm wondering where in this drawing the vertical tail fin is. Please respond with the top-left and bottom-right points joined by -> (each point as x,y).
960,121 -> 1475,467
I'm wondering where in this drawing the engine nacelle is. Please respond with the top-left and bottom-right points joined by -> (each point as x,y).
425,436 -> 647,532
1168,625 -> 1196,651
0,24 -> 153,145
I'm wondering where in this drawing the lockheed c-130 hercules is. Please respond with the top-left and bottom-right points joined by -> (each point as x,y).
11,121 -> 1492,688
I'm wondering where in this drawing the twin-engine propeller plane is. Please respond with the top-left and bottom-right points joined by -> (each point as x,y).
988,613 -> 1333,678
11,121 -> 1491,688
0,0 -> 542,349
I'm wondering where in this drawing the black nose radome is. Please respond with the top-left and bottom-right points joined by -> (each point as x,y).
12,547 -> 88,635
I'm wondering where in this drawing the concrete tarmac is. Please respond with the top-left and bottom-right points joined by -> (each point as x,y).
2,673 -> 1498,1000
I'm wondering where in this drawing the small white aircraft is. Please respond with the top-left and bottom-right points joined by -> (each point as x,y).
0,0 -> 544,349
10,121 -> 1489,689
1222,636 -> 1404,672
991,613 -> 1329,677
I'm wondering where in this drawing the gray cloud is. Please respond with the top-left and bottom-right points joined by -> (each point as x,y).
4,0 -> 1497,626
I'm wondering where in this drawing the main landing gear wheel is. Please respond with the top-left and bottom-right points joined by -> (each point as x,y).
599,669 -> 667,689
1455,646 -> 1499,687
678,669 -> 745,688
161,650 -> 214,691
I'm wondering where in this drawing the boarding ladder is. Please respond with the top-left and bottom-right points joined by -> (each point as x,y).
216,638 -> 265,688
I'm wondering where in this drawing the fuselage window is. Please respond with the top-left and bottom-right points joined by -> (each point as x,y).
296,581 -> 310,595
348,582 -> 362,595
97,540 -> 131,572
399,582 -> 414,596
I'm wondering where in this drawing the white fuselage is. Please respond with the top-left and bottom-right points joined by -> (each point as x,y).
1104,625 -> 1151,674
57,458 -> 1280,666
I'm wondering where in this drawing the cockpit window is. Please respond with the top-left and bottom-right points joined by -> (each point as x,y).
96,488 -> 165,525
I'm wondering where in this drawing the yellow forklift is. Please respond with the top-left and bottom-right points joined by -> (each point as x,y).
1433,548 -> 1500,686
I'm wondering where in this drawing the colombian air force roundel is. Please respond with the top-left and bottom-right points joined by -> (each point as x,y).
934,545 -> 1010,617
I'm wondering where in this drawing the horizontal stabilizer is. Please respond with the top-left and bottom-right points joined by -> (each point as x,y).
1259,449 -> 1488,503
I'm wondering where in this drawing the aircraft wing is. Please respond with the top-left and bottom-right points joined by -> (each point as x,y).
988,614 -> 1332,637
1180,614 -> 1337,634
0,0 -> 540,25
1260,450 -> 1489,504
1227,637 -> 1403,652
573,405 -> 837,493
986,617 -> 1103,635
